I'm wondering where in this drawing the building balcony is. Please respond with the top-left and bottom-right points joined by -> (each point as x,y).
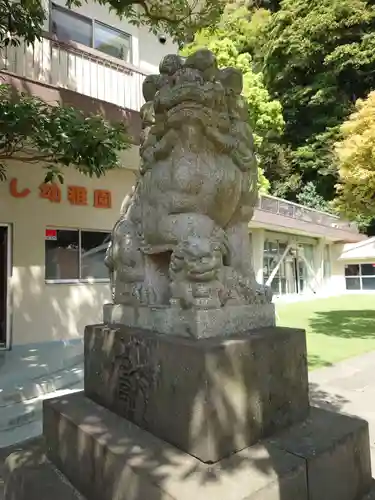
254,194 -> 364,243
0,32 -> 147,112
257,194 -> 356,231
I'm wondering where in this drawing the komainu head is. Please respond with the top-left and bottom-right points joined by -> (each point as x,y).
139,49 -> 256,176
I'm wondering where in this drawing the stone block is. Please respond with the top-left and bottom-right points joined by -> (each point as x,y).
362,482 -> 375,499
103,303 -> 276,338
268,407 -> 373,500
43,392 -> 308,500
3,440 -> 84,500
84,324 -> 309,463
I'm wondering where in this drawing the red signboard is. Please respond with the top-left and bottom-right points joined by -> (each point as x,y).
45,229 -> 57,241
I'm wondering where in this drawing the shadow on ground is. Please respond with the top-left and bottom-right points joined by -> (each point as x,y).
309,382 -> 349,412
308,354 -> 332,369
310,310 -> 375,339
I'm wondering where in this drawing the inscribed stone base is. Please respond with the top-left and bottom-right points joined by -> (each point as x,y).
102,303 -> 275,338
42,393 -> 308,500
84,324 -> 309,463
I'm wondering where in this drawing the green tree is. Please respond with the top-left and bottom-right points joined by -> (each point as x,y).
67,0 -> 226,44
181,6 -> 284,192
255,0 -> 375,203
0,84 -> 130,182
1,0 -> 227,54
334,91 -> 375,219
0,0 -> 132,183
296,182 -> 331,213
0,0 -> 44,50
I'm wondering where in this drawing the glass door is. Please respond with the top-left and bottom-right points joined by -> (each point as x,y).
0,226 -> 8,346
297,258 -> 306,293
284,250 -> 297,294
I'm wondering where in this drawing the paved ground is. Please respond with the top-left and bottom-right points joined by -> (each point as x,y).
1,350 -> 375,498
309,349 -> 375,466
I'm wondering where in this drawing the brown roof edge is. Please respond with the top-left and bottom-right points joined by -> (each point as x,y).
252,209 -> 367,243
0,71 -> 142,145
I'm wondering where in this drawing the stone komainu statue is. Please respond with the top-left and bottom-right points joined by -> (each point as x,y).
105,49 -> 271,310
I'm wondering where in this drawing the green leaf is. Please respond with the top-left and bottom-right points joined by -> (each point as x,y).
0,84 -> 131,182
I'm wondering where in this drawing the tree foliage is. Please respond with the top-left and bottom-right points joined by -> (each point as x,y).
67,0 -> 226,43
296,182 -> 332,213
181,6 -> 284,192
334,91 -> 375,218
255,0 -> 375,205
0,84 -> 130,182
0,0 -> 44,50
1,0 -> 226,51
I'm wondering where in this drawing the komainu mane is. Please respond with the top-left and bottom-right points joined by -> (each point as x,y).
105,49 -> 271,310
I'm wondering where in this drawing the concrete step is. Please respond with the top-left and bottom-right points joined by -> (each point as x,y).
0,364 -> 83,408
0,360 -> 83,412
2,432 -> 375,500
0,340 -> 83,392
0,386 -> 83,448
0,341 -> 84,448
0,419 -> 43,450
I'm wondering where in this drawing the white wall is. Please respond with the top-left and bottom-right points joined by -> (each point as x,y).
251,228 -> 265,284
0,162 -> 136,346
326,243 -> 346,293
50,0 -> 177,73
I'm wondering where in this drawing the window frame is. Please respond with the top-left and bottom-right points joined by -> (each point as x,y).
45,227 -> 111,284
345,262 -> 375,291
50,3 -> 133,63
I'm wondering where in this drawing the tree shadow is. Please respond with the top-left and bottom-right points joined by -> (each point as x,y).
3,327 -> 313,499
309,382 -> 349,412
310,310 -> 375,339
3,324 -> 374,500
308,353 -> 332,369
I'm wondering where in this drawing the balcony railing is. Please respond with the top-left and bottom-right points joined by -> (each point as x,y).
257,194 -> 359,233
0,34 -> 147,112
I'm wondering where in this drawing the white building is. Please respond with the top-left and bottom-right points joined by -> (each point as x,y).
1,0 -> 372,349
0,0 -> 373,446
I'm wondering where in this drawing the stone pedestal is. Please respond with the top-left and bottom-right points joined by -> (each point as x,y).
4,324 -> 375,500
42,392 -> 309,500
4,393 -> 374,500
84,324 -> 309,462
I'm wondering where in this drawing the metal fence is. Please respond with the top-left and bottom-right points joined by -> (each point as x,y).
257,195 -> 358,232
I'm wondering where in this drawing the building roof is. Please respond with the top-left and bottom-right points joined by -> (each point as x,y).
338,237 -> 375,261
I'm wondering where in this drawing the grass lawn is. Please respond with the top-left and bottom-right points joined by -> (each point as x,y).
276,294 -> 375,370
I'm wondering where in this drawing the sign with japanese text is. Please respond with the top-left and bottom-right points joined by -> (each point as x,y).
9,178 -> 112,209
45,229 -> 57,240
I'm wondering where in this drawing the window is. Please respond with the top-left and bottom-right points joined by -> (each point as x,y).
360,263 -> 375,276
345,263 -> 375,290
345,264 -> 360,277
45,228 -> 110,282
94,22 -> 130,61
346,277 -> 361,290
263,239 -> 287,295
51,4 -> 132,63
263,238 -> 318,295
51,6 -> 92,46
